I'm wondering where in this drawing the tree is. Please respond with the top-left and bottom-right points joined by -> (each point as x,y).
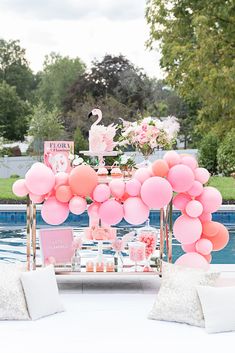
0,39 -> 36,101
146,0 -> 235,138
0,81 -> 31,141
74,127 -> 88,154
37,52 -> 86,110
29,102 -> 65,155
217,129 -> 235,176
198,132 -> 219,174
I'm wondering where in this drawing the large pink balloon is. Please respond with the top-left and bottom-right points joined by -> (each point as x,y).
109,179 -> 125,199
123,197 -> 149,225
125,179 -> 141,196
93,184 -> 111,203
195,238 -> 213,255
69,165 -> 98,197
25,163 -> 55,195
55,172 -> 69,189
173,193 -> 191,211
163,151 -> 181,167
69,196 -> 87,215
29,193 -> 44,204
173,215 -> 202,244
41,197 -> 69,225
197,187 -> 222,213
182,242 -> 196,253
133,168 -> 152,184
167,164 -> 194,192
141,177 -> 172,209
99,199 -> 123,225
181,155 -> 198,170
185,200 -> 203,218
194,168 -> 210,184
12,179 -> 29,197
187,181 -> 203,197
175,252 -> 209,270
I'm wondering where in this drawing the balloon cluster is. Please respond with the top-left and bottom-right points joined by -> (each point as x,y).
12,151 -> 229,269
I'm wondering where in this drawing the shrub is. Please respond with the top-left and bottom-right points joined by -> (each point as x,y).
74,127 -> 88,154
10,174 -> 20,178
198,132 -> 219,174
0,146 -> 21,157
217,129 -> 235,176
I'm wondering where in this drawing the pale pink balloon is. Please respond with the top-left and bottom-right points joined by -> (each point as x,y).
175,252 -> 209,270
55,172 -> 69,189
12,179 -> 29,197
133,168 -> 152,184
93,184 -> 111,203
185,200 -> 203,218
194,168 -> 210,184
123,197 -> 149,225
125,179 -> 141,197
197,186 -> 222,213
182,242 -> 196,253
41,196 -> 69,225
181,155 -> 198,170
99,199 -> 124,225
69,196 -> 87,215
173,193 -> 191,211
167,164 -> 194,192
163,151 -> 181,167
109,179 -> 125,199
25,163 -> 55,195
187,181 -> 203,197
88,202 -> 100,216
196,238 -> 213,255
173,215 -> 202,244
29,193 -> 44,204
141,176 -> 172,209
199,212 -> 212,223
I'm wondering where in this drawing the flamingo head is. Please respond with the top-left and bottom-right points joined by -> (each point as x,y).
88,108 -> 102,118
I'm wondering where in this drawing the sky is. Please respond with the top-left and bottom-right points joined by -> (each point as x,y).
0,0 -> 163,78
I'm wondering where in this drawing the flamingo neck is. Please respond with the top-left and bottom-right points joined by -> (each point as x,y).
91,111 -> 102,128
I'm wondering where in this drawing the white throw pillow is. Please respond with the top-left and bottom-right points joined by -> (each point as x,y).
0,263 -> 29,320
197,285 -> 235,333
148,262 -> 220,327
21,265 -> 64,320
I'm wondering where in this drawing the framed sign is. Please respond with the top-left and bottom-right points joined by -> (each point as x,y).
44,141 -> 74,174
39,228 -> 74,265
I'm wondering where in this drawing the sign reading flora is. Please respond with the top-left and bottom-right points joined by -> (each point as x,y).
44,141 -> 74,174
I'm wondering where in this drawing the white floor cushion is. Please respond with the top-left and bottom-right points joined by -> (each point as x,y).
197,285 -> 235,333
21,265 -> 64,320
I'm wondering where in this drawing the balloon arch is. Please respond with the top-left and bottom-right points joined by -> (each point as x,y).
13,151 -> 229,270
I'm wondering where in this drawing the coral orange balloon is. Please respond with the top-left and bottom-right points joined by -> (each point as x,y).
69,165 -> 98,197
56,185 -> 73,203
152,159 -> 169,177
202,221 -> 220,237
209,223 -> 229,251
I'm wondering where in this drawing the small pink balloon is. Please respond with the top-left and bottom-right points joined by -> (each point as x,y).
25,163 -> 55,195
182,242 -> 196,253
187,181 -> 203,197
99,199 -> 124,225
123,197 -> 149,225
133,168 -> 152,184
109,179 -> 125,199
141,176 -> 173,209
93,184 -> 111,203
185,200 -> 203,218
88,202 -> 100,216
173,193 -> 191,211
41,197 -> 69,225
197,186 -> 222,213
12,179 -> 29,197
173,215 -> 202,244
55,172 -> 69,189
29,193 -> 44,204
181,155 -> 198,170
167,164 -> 194,193
196,238 -> 213,255
163,151 -> 181,167
194,168 -> 210,184
125,179 -> 141,197
199,212 -> 212,223
175,252 -> 209,270
69,196 -> 87,215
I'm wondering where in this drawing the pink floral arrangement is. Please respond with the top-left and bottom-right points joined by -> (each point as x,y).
119,116 -> 179,156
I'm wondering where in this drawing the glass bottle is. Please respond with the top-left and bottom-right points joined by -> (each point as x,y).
71,249 -> 81,272
138,218 -> 158,271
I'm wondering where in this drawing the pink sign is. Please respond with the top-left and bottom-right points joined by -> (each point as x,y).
39,228 -> 74,265
44,141 -> 74,174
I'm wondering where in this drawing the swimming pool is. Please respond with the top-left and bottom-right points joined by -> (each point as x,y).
0,209 -> 234,264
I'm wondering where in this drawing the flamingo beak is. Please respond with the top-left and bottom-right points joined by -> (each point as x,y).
88,111 -> 93,118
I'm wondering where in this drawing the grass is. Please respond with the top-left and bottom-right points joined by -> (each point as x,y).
0,176 -> 234,203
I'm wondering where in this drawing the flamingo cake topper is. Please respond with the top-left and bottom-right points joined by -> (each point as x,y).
88,108 -> 118,153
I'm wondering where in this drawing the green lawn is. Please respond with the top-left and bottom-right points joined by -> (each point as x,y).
0,176 -> 234,203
